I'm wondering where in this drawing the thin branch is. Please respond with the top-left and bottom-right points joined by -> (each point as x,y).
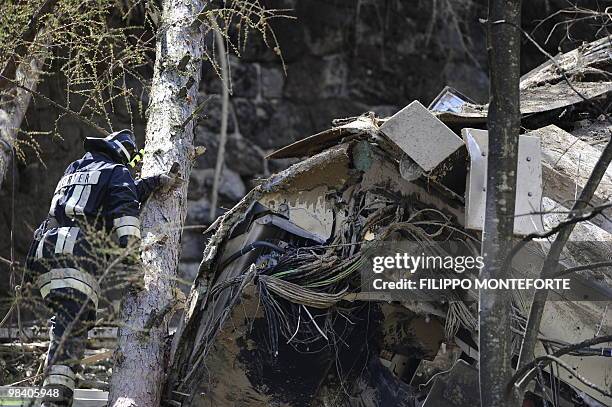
179,96 -> 210,129
0,74 -> 108,136
508,335 -> 612,395
209,17 -> 230,223
0,0 -> 59,90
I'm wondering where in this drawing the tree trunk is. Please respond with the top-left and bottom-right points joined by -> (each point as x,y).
209,26 -> 229,223
0,38 -> 48,190
480,1 -> 521,406
108,1 -> 206,406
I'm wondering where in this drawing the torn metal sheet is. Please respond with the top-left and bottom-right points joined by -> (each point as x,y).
429,86 -> 476,113
463,128 -> 544,235
437,81 -> 612,124
535,300 -> 612,406
438,36 -> 612,125
265,113 -> 379,160
380,100 -> 464,172
520,81 -> 612,114
168,42 -> 612,403
528,124 -> 612,233
410,343 -> 463,388
259,187 -> 337,243
520,35 -> 612,90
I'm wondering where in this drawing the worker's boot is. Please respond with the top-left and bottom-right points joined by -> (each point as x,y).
42,291 -> 92,407
40,383 -> 73,407
41,365 -> 76,407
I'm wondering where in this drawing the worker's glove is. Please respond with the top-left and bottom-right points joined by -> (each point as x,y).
157,163 -> 183,194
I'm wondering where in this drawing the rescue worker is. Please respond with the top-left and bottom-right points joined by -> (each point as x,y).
25,129 -> 179,406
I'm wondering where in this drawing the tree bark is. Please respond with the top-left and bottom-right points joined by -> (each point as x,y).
0,36 -> 48,190
480,1 -> 522,406
108,1 -> 206,406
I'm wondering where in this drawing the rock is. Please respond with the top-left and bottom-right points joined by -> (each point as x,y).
284,55 -> 348,102
297,0 -> 350,56
204,57 -> 259,98
193,127 -> 264,175
196,97 -> 259,145
307,98 -> 368,132
232,98 -> 258,139
369,105 -> 400,119
443,62 -> 488,104
260,66 -> 285,98
246,100 -> 313,149
239,16 -> 307,64
177,262 -> 200,292
226,135 -> 264,175
186,197 -> 228,227
186,197 -> 212,226
188,167 -> 246,202
180,230 -> 205,262
193,127 -> 219,169
197,94 -> 237,134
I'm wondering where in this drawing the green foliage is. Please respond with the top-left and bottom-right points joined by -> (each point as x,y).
0,0 -> 156,155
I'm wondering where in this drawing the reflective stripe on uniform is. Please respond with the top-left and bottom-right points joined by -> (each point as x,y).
64,185 -> 84,217
44,375 -> 75,389
54,227 -> 79,254
113,216 -> 141,239
44,374 -> 75,390
74,185 -> 91,216
44,364 -> 76,390
113,215 -> 140,228
65,184 -> 92,218
51,169 -> 101,217
49,192 -> 61,216
49,365 -> 76,379
37,268 -> 100,308
40,280 -> 99,308
63,227 -> 79,254
115,225 -> 141,239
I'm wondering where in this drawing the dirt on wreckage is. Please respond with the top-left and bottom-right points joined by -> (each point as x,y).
161,37 -> 612,407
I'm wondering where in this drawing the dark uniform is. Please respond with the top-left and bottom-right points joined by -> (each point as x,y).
26,130 -> 162,406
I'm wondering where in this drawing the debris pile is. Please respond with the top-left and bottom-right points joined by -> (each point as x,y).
2,37 -> 611,407
166,37 -> 612,406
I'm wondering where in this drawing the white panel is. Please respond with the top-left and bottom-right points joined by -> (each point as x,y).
463,128 -> 544,236
380,100 -> 464,172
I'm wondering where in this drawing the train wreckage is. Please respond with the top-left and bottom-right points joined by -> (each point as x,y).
163,37 -> 612,406
2,36 -> 610,407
